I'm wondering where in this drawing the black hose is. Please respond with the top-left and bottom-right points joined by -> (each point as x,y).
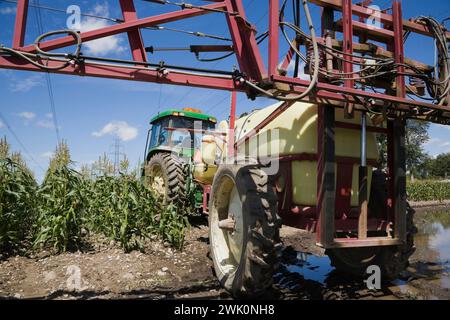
0,30 -> 81,71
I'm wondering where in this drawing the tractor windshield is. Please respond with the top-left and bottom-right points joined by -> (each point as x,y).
169,117 -> 215,149
148,116 -> 216,151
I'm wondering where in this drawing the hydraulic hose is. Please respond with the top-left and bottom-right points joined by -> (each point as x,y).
242,0 -> 319,101
0,29 -> 81,71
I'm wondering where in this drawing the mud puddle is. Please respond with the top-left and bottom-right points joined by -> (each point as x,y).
275,208 -> 450,300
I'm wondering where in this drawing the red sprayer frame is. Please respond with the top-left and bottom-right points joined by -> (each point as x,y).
1,0 -> 449,248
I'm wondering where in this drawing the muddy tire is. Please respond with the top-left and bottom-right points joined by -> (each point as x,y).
208,164 -> 281,298
326,204 -> 417,280
144,152 -> 186,203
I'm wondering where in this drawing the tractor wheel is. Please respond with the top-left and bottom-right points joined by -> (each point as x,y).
326,204 -> 417,280
208,164 -> 282,298
144,152 -> 185,203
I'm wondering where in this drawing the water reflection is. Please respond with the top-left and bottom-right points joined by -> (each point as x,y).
411,210 -> 450,291
277,209 -> 450,299
285,253 -> 333,283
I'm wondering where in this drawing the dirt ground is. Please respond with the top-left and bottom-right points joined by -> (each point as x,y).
0,207 -> 449,300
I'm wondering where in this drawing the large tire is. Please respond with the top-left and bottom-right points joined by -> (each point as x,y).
144,152 -> 186,203
208,164 -> 282,298
326,194 -> 417,280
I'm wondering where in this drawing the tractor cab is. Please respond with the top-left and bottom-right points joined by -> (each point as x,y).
145,108 -> 217,160
142,108 -> 218,206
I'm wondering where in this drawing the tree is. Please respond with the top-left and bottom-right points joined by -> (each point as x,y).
405,120 -> 430,178
430,153 -> 450,178
376,120 -> 430,178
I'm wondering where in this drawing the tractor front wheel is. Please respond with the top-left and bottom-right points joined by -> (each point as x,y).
208,164 -> 281,298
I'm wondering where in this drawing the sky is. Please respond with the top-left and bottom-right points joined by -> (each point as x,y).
0,0 -> 450,181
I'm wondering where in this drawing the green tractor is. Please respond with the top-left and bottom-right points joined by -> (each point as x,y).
142,107 -> 217,209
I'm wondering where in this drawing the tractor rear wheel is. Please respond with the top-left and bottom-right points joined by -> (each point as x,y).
144,152 -> 186,203
326,204 -> 416,280
208,164 -> 281,298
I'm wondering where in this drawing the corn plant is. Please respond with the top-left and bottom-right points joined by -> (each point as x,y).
86,174 -> 158,251
34,164 -> 87,252
158,203 -> 189,250
1,138 -> 190,254
0,157 -> 38,253
86,173 -> 190,251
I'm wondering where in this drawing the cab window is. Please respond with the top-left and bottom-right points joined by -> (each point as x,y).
149,122 -> 161,149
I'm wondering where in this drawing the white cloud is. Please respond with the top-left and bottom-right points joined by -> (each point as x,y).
80,3 -> 126,56
36,119 -> 55,129
92,121 -> 138,142
0,121 -> 4,128
40,151 -> 54,159
0,6 -> 16,15
45,113 -> 53,119
9,75 -> 42,92
17,112 -> 36,121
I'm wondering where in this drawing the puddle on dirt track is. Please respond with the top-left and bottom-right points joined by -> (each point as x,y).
276,209 -> 450,300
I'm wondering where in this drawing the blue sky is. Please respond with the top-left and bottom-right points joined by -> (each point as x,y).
0,0 -> 449,181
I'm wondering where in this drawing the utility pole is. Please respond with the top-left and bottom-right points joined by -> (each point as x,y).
109,138 -> 126,176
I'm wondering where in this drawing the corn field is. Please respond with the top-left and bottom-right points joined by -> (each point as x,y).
0,138 -> 189,256
407,180 -> 450,202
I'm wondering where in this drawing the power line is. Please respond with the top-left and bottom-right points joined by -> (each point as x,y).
0,111 -> 45,172
157,83 -> 163,113
43,73 -> 61,143
33,0 -> 61,144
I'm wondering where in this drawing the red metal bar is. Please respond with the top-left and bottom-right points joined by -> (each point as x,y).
228,91 -> 237,157
392,0 -> 406,98
335,19 -> 395,42
272,75 -> 450,112
224,0 -> 266,81
309,0 -> 450,40
19,2 -> 227,53
279,45 -> 296,74
316,104 -> 336,246
0,56 -> 240,91
119,0 -> 147,63
281,214 -> 389,235
387,120 -> 395,222
268,0 -> 280,77
12,0 -> 29,49
342,0 -> 354,117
